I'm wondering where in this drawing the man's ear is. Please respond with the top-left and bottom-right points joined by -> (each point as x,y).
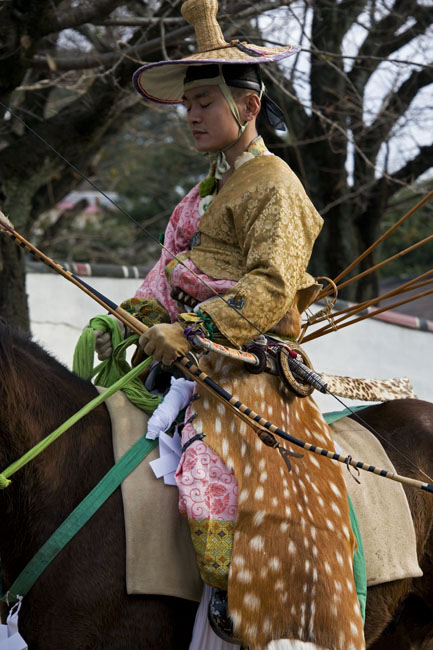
243,93 -> 261,121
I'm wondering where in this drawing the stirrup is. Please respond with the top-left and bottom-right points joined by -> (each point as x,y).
208,589 -> 241,645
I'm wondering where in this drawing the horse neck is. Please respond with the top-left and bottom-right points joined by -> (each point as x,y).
0,349 -> 113,582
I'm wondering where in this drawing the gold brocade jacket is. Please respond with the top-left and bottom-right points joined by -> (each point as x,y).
191,154 -> 323,347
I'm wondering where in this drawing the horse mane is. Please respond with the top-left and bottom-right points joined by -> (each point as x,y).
0,318 -> 108,503
0,319 -> 96,423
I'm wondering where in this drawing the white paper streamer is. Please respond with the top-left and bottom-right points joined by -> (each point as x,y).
0,599 -> 28,650
149,430 -> 182,485
146,376 -> 195,484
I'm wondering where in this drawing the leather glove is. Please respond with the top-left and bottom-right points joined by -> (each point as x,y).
92,315 -> 127,361
95,330 -> 115,361
139,322 -> 191,366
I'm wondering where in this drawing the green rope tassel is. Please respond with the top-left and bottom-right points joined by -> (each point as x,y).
73,315 -> 162,413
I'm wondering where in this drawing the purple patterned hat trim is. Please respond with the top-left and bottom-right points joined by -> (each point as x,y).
132,47 -> 300,104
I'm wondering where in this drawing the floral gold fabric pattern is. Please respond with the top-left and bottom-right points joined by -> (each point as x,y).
192,155 -> 323,346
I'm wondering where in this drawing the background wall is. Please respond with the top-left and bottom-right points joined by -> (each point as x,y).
28,272 -> 432,411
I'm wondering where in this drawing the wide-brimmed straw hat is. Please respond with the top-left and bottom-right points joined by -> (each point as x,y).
133,0 -> 299,104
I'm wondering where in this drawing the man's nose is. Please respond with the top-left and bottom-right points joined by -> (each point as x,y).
188,106 -> 202,123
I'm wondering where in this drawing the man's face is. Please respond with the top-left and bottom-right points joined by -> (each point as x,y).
182,85 -> 239,153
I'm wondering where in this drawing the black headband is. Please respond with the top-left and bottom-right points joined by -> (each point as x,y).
184,64 -> 287,131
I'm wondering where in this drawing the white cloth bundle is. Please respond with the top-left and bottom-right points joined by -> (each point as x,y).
146,376 -> 195,484
0,600 -> 28,650
146,376 -> 195,439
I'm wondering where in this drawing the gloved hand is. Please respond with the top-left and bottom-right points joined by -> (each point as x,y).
92,315 -> 127,360
139,322 -> 191,366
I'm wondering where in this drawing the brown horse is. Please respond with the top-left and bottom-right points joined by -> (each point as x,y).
0,320 -> 432,649
0,322 -> 198,649
358,398 -> 433,650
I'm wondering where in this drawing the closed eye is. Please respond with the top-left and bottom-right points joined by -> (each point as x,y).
184,103 -> 211,113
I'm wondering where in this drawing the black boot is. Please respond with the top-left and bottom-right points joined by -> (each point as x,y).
208,588 -> 242,645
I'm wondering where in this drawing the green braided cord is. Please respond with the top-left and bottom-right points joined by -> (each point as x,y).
72,327 -> 98,380
195,310 -> 214,341
0,356 -> 153,489
73,315 -> 162,413
73,315 -> 129,381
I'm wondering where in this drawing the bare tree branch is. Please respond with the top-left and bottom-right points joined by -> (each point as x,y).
348,1 -> 433,93
363,66 -> 433,160
338,0 -> 369,31
311,0 -> 368,45
29,0 -> 293,71
390,142 -> 433,188
74,26 -> 113,53
95,17 -> 186,26
30,23 -> 192,71
40,0 -> 121,36
301,49 -> 432,70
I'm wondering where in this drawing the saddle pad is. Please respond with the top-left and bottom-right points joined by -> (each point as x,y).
99,388 -> 202,602
330,416 -> 423,586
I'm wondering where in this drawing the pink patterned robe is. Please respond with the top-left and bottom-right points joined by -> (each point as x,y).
135,185 -> 239,536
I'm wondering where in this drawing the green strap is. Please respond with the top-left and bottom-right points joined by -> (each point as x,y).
348,494 -> 367,623
324,407 -> 368,624
1,434 -> 157,604
323,404 -> 370,425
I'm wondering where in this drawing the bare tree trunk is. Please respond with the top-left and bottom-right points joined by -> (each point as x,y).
0,240 -> 29,332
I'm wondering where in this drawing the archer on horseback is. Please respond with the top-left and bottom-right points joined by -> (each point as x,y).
91,0 -> 366,647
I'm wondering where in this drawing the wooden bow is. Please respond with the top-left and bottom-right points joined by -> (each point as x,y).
1,213 -> 433,495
